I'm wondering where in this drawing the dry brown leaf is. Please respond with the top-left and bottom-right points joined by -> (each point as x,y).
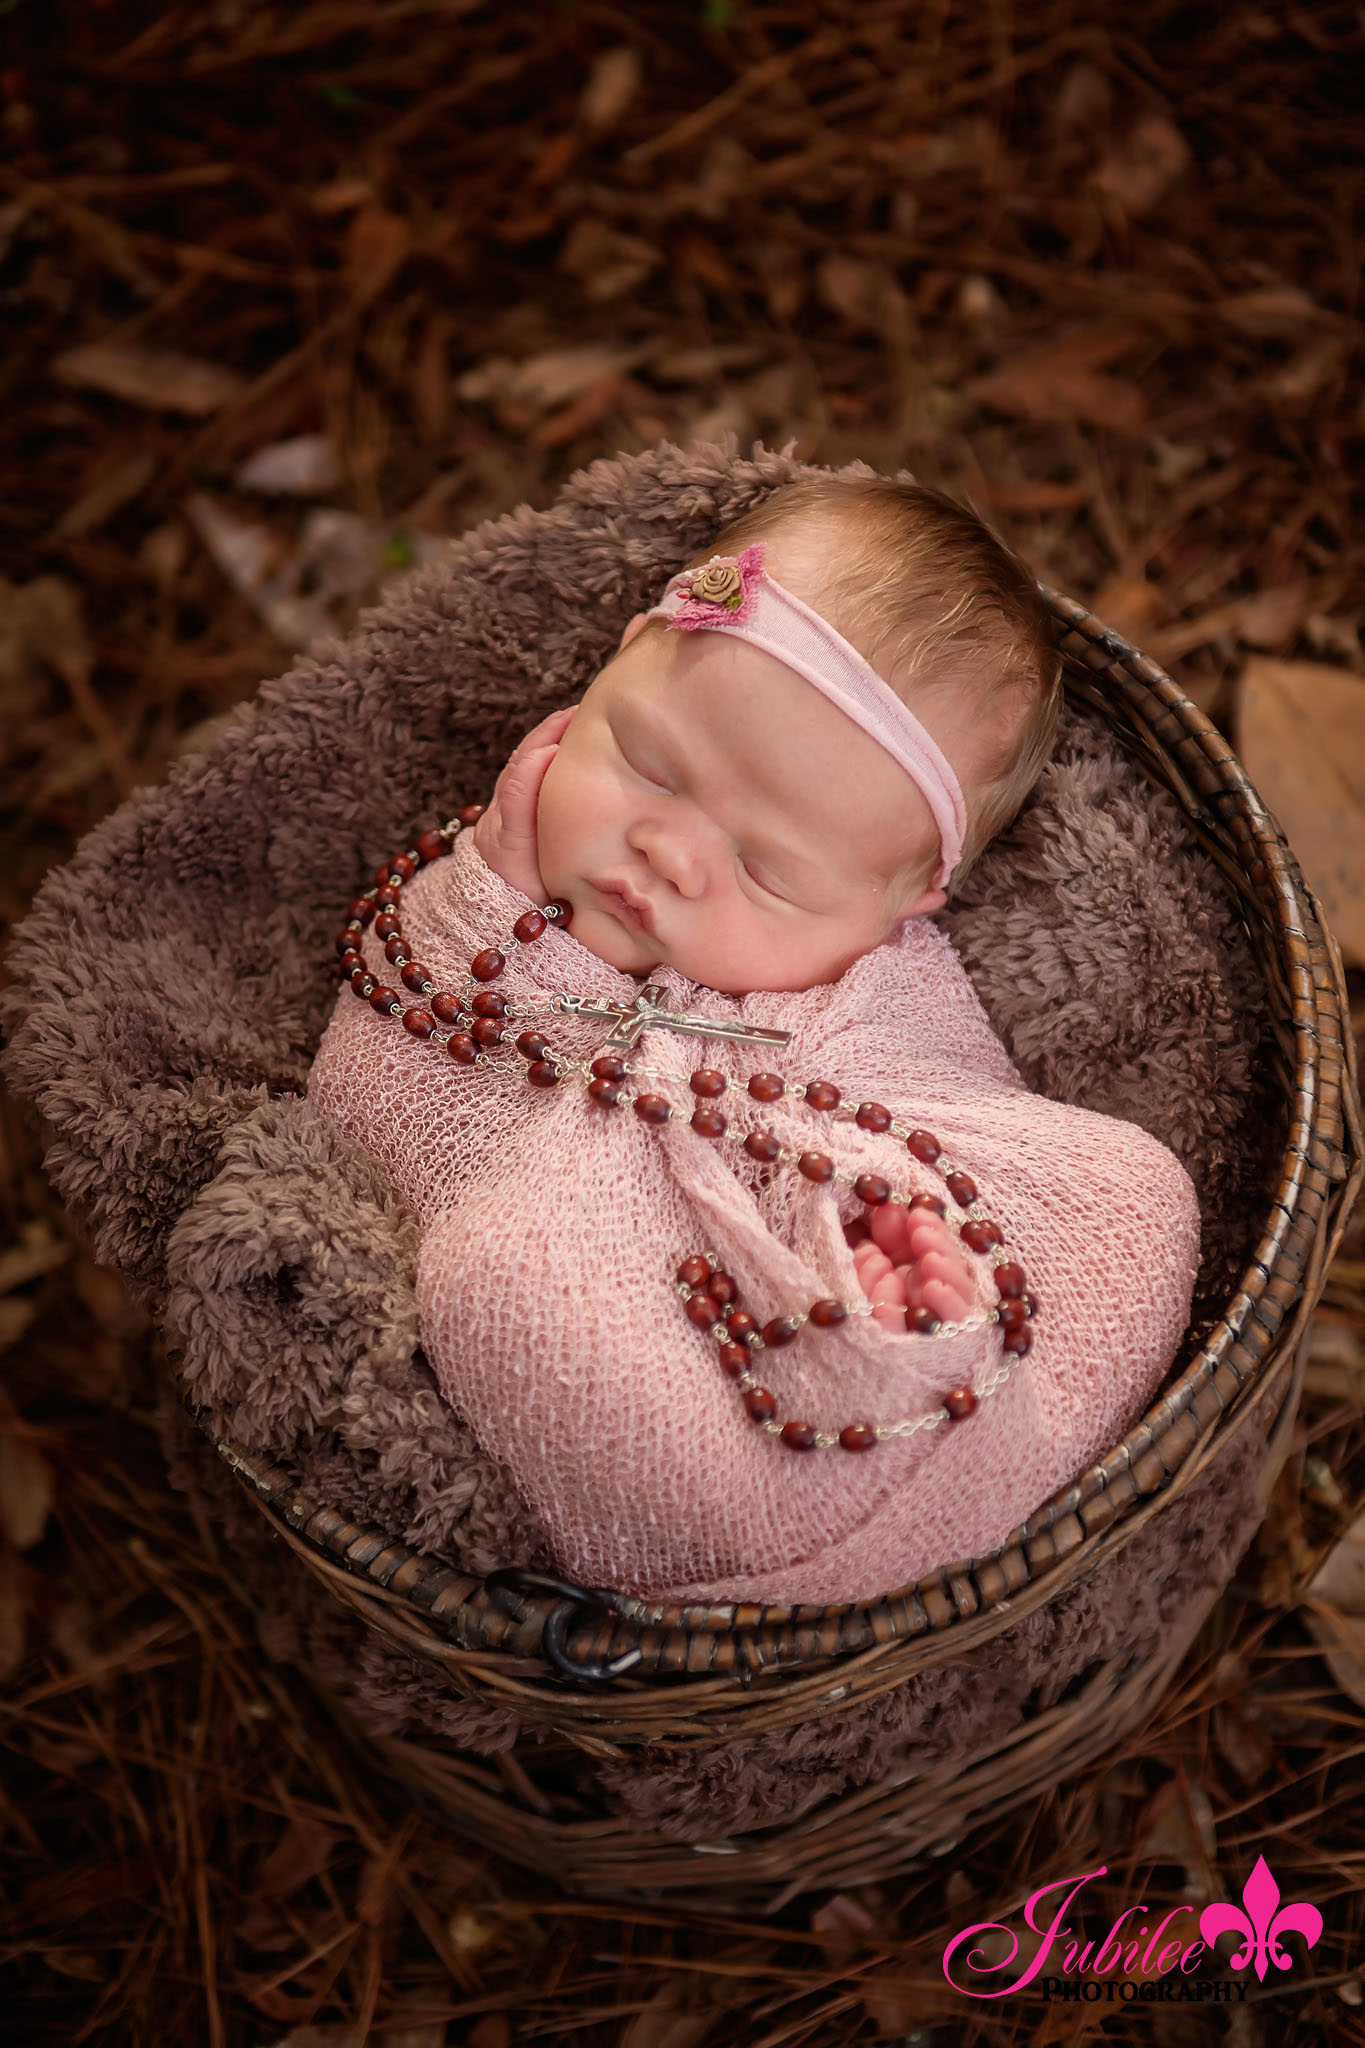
558,217 -> 659,301
818,253 -> 909,340
967,330 -> 1144,432
459,344 -> 643,411
619,1991 -> 717,2048
255,1817 -> 341,1898
1094,113 -> 1190,215
1303,1507 -> 1365,1710
579,45 -> 641,129
54,342 -> 246,415
809,1890 -> 879,1967
238,435 -> 343,496
1091,574 -> 1160,643
343,203 -> 411,306
1218,286 -> 1332,337
0,1221 -> 71,1294
1236,656 -> 1365,964
0,1429 -> 55,1549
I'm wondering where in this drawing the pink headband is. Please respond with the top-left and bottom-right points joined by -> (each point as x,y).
644,542 -> 966,888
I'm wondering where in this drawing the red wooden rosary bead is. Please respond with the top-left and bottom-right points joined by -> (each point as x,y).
906,1128 -> 941,1164
369,986 -> 401,1015
906,1306 -> 941,1335
591,1053 -> 628,1081
689,1068 -> 727,1097
677,1255 -> 711,1288
691,1106 -> 727,1139
471,1017 -> 504,1046
339,950 -> 363,976
516,1030 -> 551,1060
725,1308 -> 757,1341
707,1270 -> 739,1306
685,1290 -> 722,1329
373,863 -> 392,889
943,1385 -> 979,1421
431,992 -> 465,1025
458,803 -> 486,827
415,829 -> 450,864
400,961 -> 433,993
762,1315 -> 802,1348
996,1297 -> 1028,1331
587,1077 -> 621,1107
470,948 -> 505,981
375,885 -> 401,911
839,1422 -> 878,1452
546,897 -> 573,925
374,914 -> 400,941
388,854 -> 416,882
351,973 -> 377,1000
1002,1327 -> 1033,1357
384,936 -> 408,966
781,1421 -> 818,1451
348,896 -> 376,924
809,1298 -> 848,1327
855,1102 -> 891,1132
854,1173 -> 891,1206
743,1386 -> 777,1423
718,1341 -> 749,1378
527,1060 -> 560,1087
907,1192 -> 947,1217
994,1262 -> 1025,1298
961,1218 -> 1004,1254
748,1072 -> 784,1102
803,1080 -> 840,1111
798,1151 -> 835,1182
946,1172 -> 978,1208
512,910 -> 547,943
471,990 -> 508,1018
744,1131 -> 782,1163
446,1033 -> 477,1063
335,926 -> 362,954
402,1008 -> 436,1038
634,1093 -> 672,1125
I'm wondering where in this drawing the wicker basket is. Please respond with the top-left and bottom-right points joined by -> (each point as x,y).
166,590 -> 1361,1906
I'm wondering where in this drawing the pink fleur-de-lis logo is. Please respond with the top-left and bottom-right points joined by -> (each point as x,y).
1199,1856 -> 1323,1981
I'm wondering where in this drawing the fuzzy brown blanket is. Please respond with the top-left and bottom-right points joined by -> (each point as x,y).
3,441 -> 1279,1842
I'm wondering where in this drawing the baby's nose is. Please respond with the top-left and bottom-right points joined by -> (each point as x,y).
627,820 -> 707,899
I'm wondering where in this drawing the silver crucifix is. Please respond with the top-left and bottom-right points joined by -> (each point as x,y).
553,984 -> 792,1052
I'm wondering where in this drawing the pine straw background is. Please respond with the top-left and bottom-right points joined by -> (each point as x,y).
2,5 -> 1364,2043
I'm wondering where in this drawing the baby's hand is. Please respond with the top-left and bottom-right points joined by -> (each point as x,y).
471,706 -> 576,903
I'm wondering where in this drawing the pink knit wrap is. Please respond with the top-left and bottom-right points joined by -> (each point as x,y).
308,832 -> 1201,1605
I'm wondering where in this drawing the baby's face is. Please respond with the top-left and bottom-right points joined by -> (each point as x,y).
535,616 -> 960,996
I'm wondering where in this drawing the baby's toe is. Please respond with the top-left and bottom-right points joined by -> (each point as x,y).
869,1202 -> 913,1265
921,1275 -> 972,1322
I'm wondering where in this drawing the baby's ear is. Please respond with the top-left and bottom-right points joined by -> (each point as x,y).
884,885 -> 947,939
619,612 -> 648,649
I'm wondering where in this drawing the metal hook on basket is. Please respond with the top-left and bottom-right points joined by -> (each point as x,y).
483,1567 -> 644,1682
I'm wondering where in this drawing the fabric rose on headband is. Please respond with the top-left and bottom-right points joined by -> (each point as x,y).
665,544 -> 766,630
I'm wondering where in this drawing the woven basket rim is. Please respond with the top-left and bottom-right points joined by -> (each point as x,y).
171,588 -> 1362,1686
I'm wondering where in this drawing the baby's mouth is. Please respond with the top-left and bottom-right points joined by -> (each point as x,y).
592,880 -> 656,937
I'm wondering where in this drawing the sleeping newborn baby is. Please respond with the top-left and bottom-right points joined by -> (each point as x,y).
309,475 -> 1201,1606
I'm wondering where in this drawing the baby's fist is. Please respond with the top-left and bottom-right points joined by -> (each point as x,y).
472,705 -> 575,903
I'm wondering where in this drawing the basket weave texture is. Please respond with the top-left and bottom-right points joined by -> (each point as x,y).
5,444 -> 1359,1901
